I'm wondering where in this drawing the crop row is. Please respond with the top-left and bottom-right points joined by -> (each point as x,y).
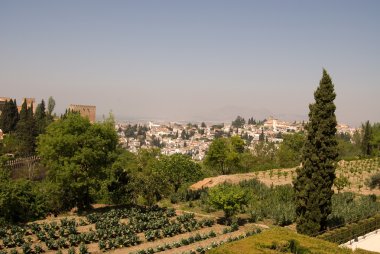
133,229 -> 262,254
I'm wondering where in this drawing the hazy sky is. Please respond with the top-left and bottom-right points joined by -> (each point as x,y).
1,1 -> 379,126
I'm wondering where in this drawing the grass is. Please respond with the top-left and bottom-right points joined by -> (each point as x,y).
207,227 -> 377,254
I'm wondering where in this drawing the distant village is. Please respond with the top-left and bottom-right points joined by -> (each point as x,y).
115,117 -> 356,161
0,97 -> 356,159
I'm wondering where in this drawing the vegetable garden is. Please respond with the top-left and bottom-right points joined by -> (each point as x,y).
0,206 -> 261,254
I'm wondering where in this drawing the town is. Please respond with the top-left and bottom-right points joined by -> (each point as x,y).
115,117 -> 356,160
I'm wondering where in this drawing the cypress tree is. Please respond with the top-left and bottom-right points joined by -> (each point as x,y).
0,99 -> 19,133
0,100 -> 11,132
293,69 -> 338,236
361,120 -> 372,156
16,100 -> 36,155
35,99 -> 47,135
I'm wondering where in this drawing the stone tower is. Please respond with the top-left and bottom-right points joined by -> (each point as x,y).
68,104 -> 96,123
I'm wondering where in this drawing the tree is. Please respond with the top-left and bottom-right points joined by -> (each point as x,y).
259,128 -> 265,142
0,99 -> 19,134
158,153 -> 203,193
106,150 -> 138,204
204,136 -> 245,175
276,133 -> 305,168
231,116 -> 245,131
35,99 -> 47,135
371,123 -> 380,155
37,112 -> 118,210
293,69 -> 338,236
15,100 -> 36,155
133,148 -> 170,206
47,96 -> 56,117
334,176 -> 349,193
208,184 -> 249,221
361,121 -> 372,156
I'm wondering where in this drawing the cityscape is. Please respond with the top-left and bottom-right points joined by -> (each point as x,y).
1,1 -> 380,254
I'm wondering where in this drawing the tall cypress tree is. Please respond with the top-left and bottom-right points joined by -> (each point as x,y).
35,99 -> 47,135
293,69 -> 338,236
0,100 -> 11,132
0,99 -> 19,133
16,100 -> 36,155
361,120 -> 372,156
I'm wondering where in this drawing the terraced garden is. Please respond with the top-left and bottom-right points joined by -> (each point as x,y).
0,206 -> 262,254
191,158 -> 380,195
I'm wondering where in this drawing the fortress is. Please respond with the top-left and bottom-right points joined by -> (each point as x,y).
68,104 -> 96,123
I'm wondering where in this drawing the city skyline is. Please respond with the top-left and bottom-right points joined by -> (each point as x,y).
1,1 -> 379,127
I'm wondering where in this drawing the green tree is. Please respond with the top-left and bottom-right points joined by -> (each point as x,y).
276,133 -> 305,168
370,123 -> 380,155
205,136 -> 245,175
231,116 -> 245,131
208,184 -> 249,221
334,176 -> 349,193
293,70 -> 338,236
159,153 -> 203,192
0,99 -> 19,134
15,100 -> 36,155
133,148 -> 170,206
35,99 -> 47,135
259,128 -> 265,142
361,121 -> 372,156
47,96 -> 56,118
106,150 -> 138,204
37,112 -> 118,210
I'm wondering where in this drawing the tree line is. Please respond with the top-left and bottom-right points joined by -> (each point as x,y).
0,97 -> 56,156
0,112 -> 204,223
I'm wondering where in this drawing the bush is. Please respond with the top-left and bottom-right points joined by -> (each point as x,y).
318,214 -> 380,243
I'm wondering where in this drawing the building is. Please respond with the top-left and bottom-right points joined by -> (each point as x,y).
68,104 -> 96,123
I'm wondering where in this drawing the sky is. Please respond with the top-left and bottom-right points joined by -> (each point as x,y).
1,0 -> 379,126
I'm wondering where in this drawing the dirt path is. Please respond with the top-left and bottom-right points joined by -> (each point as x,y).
190,167 -> 380,196
190,168 -> 296,190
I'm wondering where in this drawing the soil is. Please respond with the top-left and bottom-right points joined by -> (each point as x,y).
190,167 -> 380,196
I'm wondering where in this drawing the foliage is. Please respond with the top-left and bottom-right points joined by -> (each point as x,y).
208,227 -> 374,254
334,176 -> 349,193
294,70 -> 339,236
328,192 -> 380,226
34,99 -> 47,135
105,150 -> 138,204
336,135 -> 361,160
318,214 -> 380,244
0,175 -> 55,222
366,172 -> 380,190
276,133 -> 304,168
132,148 -> 170,206
204,136 -> 245,175
0,99 -> 19,134
208,184 -> 249,220
158,153 -> 203,192
15,99 -> 37,155
231,116 -> 245,130
361,121 -> 372,156
37,112 -> 119,210
240,180 -> 295,226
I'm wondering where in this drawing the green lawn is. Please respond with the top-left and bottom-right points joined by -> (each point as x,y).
207,227 -> 377,254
